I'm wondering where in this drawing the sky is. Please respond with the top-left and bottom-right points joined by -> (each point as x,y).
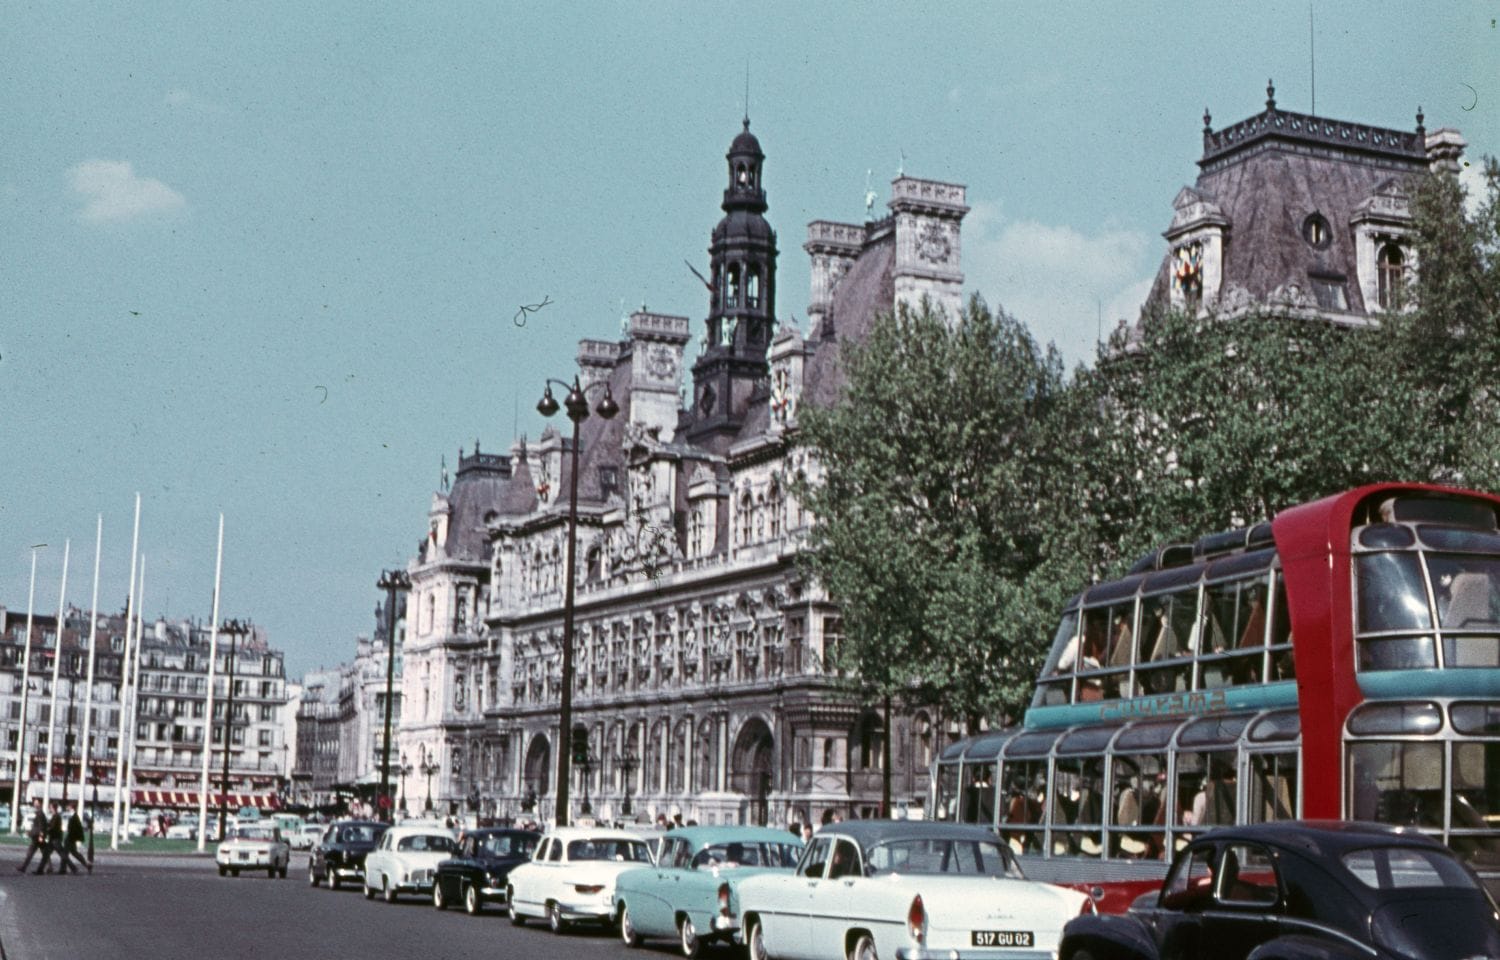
3,2 -> 1495,680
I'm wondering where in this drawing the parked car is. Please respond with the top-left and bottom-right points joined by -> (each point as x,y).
215,822 -> 291,878
1059,821 -> 1500,960
308,819 -> 389,890
613,825 -> 803,958
432,827 -> 541,915
507,826 -> 654,932
362,823 -> 457,903
735,820 -> 1092,960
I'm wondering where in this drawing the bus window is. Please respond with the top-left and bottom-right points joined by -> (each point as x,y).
1176,750 -> 1236,829
1450,741 -> 1500,869
1053,755 -> 1105,857
1111,754 -> 1165,859
1268,575 -> 1295,681
934,762 -> 960,821
1076,607 -> 1113,701
1247,752 -> 1298,822
1034,612 -> 1080,706
1347,740 -> 1444,829
1428,555 -> 1500,667
1201,578 -> 1268,689
1138,591 -> 1194,695
960,762 -> 996,825
1356,553 -> 1431,633
999,761 -> 1046,855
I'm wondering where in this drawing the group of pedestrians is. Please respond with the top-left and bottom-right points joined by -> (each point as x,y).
15,798 -> 90,875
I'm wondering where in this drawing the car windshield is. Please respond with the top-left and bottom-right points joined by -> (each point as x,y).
338,825 -> 383,843
865,838 -> 1024,878
566,838 -> 651,862
689,841 -> 802,869
480,834 -> 537,857
1342,846 -> 1480,890
396,834 -> 456,853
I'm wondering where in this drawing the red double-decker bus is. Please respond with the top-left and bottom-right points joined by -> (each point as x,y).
933,483 -> 1500,898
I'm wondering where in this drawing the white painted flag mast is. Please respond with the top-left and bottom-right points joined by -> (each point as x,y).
121,557 -> 146,835
78,517 -> 102,804
8,546 -> 43,834
196,514 -> 224,852
42,540 -> 72,805
110,494 -> 141,849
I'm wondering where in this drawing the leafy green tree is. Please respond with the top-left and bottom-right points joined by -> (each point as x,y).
795,298 -> 1083,729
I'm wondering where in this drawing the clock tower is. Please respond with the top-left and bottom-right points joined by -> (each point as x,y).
687,119 -> 779,449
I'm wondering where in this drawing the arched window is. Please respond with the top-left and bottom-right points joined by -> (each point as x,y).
424,594 -> 435,635
739,490 -> 753,545
689,508 -> 705,558
768,478 -> 783,539
1378,242 -> 1406,310
726,264 -> 741,307
747,268 -> 761,309
585,545 -> 602,583
737,163 -> 749,186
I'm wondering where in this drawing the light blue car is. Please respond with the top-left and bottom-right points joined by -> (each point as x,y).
612,825 -> 804,958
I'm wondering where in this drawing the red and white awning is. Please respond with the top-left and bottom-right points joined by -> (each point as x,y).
129,789 -> 279,810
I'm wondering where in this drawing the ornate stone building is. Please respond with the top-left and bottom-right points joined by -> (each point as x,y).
397,120 -> 971,826
1145,81 -> 1467,322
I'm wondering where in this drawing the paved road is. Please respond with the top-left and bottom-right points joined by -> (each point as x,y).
0,852 -> 714,960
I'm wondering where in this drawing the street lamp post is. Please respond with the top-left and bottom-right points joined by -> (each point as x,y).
578,749 -> 594,817
420,757 -> 438,814
60,663 -> 79,806
536,376 -> 618,826
398,753 -> 412,817
217,619 -> 247,842
618,749 -> 637,819
376,570 -> 410,823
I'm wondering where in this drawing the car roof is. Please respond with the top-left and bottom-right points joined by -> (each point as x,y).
544,826 -> 648,841
385,824 -> 456,839
468,827 -> 541,840
817,819 -> 1010,847
664,825 -> 806,847
331,818 -> 388,828
1188,820 -> 1448,859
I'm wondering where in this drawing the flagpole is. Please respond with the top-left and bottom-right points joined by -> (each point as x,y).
110,494 -> 141,849
42,540 -> 71,807
197,515 -> 224,852
121,557 -> 146,840
79,517 -> 102,808
9,546 -> 43,834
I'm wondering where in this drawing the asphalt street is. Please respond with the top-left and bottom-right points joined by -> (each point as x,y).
0,852 -> 714,960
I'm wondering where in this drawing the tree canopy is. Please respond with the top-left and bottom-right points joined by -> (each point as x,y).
796,162 -> 1500,726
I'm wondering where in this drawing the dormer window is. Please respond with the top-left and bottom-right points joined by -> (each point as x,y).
1309,274 -> 1349,311
1302,212 -> 1332,250
1377,243 -> 1406,310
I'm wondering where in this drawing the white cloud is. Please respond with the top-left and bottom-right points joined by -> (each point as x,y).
963,201 -> 1156,369
69,160 -> 186,223
1459,159 -> 1490,219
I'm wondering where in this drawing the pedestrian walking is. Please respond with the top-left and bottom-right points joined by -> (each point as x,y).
62,805 -> 89,874
38,802 -> 64,874
16,799 -> 49,873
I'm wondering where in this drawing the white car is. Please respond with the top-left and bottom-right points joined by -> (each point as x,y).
291,823 -> 323,851
362,824 -> 458,903
216,822 -> 291,878
506,826 -> 653,933
735,821 -> 1092,960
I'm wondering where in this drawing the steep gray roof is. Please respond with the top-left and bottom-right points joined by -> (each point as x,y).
804,234 -> 896,409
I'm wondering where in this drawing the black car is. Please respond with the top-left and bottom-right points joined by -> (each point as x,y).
431,828 -> 541,915
1060,821 -> 1500,960
307,819 -> 389,891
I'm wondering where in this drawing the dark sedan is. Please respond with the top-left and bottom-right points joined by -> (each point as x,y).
432,828 -> 541,915
307,819 -> 389,891
1060,821 -> 1500,960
